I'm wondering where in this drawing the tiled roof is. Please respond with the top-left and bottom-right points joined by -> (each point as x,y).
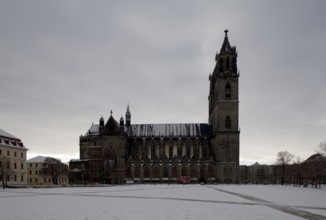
127,123 -> 211,138
84,123 -> 211,138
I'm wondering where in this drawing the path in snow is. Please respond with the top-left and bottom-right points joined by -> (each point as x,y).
1,185 -> 326,220
207,186 -> 326,220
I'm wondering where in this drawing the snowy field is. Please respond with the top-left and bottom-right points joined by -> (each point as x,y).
1,184 -> 326,220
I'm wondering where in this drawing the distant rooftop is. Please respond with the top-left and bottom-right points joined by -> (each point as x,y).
0,129 -> 19,140
27,156 -> 49,163
0,129 -> 27,150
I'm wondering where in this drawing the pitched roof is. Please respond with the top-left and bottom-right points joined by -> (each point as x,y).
85,124 -> 100,136
0,129 -> 27,150
0,129 -> 19,140
304,153 -> 326,163
27,156 -> 49,163
220,30 -> 236,54
84,123 -> 211,138
127,123 -> 211,138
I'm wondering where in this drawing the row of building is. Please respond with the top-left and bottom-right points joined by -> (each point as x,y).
240,154 -> 326,186
2,31 -> 326,186
2,126 -> 325,187
0,129 -> 68,187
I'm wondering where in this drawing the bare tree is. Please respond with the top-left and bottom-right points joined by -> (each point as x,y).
292,156 -> 303,186
40,157 -> 68,185
317,141 -> 326,156
0,156 -> 14,189
276,151 -> 294,185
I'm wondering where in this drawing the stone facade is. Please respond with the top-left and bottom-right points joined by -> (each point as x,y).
70,30 -> 240,184
27,156 -> 69,186
0,129 -> 28,187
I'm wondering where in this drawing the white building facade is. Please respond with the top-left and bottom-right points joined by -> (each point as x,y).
0,129 -> 28,187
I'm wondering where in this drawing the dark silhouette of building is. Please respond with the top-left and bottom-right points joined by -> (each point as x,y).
70,30 -> 240,184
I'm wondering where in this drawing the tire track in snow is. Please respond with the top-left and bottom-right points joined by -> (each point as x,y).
206,186 -> 326,220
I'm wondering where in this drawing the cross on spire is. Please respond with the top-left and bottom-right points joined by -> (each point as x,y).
110,110 -> 113,116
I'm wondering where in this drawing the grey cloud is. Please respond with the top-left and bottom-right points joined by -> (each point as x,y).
1,0 -> 326,162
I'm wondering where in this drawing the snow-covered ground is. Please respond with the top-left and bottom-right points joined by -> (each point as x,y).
1,184 -> 325,220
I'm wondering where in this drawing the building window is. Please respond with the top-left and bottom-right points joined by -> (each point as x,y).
225,84 -> 231,99
219,58 -> 224,72
7,151 -> 10,156
14,175 -> 17,181
232,57 -> 237,73
21,152 -> 24,158
225,116 -> 231,129
21,163 -> 24,169
36,164 -> 38,168
14,163 -> 17,169
0,161 -> 2,168
6,162 -> 10,169
35,170 -> 38,175
30,178 -> 32,183
14,152 -> 17,157
6,175 -> 10,182
21,175 -> 24,182
29,170 -> 32,175
226,56 -> 230,70
0,149 -> 2,155
30,163 -> 32,168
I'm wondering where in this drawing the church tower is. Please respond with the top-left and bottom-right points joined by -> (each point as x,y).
125,104 -> 131,128
209,30 -> 239,183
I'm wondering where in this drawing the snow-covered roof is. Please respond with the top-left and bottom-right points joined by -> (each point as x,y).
0,129 -> 19,140
27,156 -> 49,163
84,124 -> 100,136
127,123 -> 211,138
83,123 -> 211,138
0,129 -> 28,150
304,154 -> 326,163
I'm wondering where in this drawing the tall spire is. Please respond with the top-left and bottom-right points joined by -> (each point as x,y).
125,103 -> 131,128
220,29 -> 234,54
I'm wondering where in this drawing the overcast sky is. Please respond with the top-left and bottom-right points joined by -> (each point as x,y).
1,1 -> 326,164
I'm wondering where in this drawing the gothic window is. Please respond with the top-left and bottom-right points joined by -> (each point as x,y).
225,116 -> 231,129
163,166 -> 169,178
226,57 -> 230,70
225,84 -> 231,99
219,58 -> 223,72
181,166 -> 188,176
186,144 -> 190,158
190,166 -> 197,178
209,166 -> 215,178
171,166 -> 178,178
144,166 -> 150,178
232,57 -> 237,73
153,166 -> 160,179
200,167 -> 206,178
126,166 -> 132,179
134,166 -> 141,178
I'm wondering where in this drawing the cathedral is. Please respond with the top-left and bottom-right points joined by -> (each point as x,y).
69,30 -> 240,184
